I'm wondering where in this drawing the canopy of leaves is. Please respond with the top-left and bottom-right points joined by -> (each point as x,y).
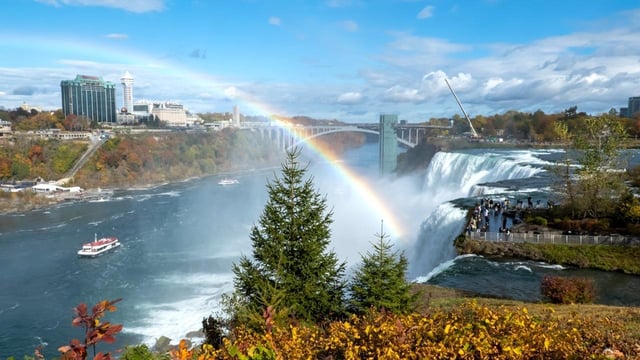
0,138 -> 87,181
74,129 -> 281,188
552,115 -> 629,219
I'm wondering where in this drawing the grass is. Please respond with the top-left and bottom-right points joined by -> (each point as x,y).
413,283 -> 640,343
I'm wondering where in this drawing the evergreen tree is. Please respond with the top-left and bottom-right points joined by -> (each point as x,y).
348,222 -> 416,315
231,148 -> 346,325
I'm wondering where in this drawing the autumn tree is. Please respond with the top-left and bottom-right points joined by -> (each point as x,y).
230,148 -> 347,325
348,223 -> 416,315
0,157 -> 11,179
554,115 -> 628,218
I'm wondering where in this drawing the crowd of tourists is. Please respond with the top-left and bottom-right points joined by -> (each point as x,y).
466,196 -> 550,237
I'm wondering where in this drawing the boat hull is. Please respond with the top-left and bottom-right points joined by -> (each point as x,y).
218,178 -> 239,185
77,238 -> 121,257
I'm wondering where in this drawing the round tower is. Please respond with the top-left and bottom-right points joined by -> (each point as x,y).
120,71 -> 134,113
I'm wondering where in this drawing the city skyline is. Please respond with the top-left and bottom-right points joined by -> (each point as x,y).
1,1 -> 640,123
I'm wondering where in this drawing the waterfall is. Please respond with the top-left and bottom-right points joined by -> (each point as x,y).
407,150 -> 544,279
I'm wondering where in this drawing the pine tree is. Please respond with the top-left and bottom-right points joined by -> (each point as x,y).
231,148 -> 346,324
348,222 -> 416,315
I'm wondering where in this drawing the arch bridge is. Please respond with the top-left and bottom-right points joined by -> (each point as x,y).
241,121 -> 451,149
240,117 -> 452,174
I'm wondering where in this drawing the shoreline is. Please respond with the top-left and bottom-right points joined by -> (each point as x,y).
0,164 -> 282,216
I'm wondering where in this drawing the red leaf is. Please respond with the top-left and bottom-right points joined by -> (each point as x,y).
74,303 -> 88,317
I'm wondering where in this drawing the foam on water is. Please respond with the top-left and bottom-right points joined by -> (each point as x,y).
124,280 -> 234,345
413,254 -> 479,283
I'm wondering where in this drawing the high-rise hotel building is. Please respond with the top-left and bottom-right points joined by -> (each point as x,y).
61,75 -> 117,123
120,71 -> 134,113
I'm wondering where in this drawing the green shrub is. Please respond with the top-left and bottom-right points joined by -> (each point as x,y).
531,216 -> 548,226
541,275 -> 596,304
121,344 -> 156,360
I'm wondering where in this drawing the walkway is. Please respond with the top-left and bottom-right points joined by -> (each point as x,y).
56,135 -> 104,185
464,198 -> 637,246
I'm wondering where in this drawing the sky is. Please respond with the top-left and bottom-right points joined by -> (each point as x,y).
1,0 -> 640,123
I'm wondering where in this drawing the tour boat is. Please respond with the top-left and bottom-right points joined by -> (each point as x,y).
77,234 -> 121,257
218,178 -> 239,185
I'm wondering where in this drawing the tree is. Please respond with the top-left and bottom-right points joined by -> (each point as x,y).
230,148 -> 346,325
348,222 -> 416,315
554,115 -> 628,218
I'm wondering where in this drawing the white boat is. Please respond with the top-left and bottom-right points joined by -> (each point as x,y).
77,234 -> 121,257
218,178 -> 239,185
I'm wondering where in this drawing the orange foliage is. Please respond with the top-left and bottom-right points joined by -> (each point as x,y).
28,145 -> 44,164
0,156 -> 12,178
58,299 -> 123,360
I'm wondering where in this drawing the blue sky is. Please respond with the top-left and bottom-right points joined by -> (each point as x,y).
1,0 -> 640,122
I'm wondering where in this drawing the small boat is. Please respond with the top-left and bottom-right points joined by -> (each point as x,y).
218,178 -> 239,186
77,234 -> 121,257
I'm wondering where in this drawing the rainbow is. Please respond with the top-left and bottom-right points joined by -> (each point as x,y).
2,34 -> 408,239
235,103 -> 408,240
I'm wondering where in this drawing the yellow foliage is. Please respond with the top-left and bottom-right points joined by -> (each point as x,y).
174,301 -> 636,359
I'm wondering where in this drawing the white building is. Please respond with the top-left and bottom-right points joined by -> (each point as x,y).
120,71 -> 134,113
32,183 -> 84,193
20,102 -> 43,113
233,105 -> 240,125
132,101 -> 201,127
0,119 -> 12,138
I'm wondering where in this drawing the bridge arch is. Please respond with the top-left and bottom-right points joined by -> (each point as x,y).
285,127 -> 416,151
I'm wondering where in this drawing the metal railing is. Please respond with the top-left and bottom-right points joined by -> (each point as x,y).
466,230 -> 635,246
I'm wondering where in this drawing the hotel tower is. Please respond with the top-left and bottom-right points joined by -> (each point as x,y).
120,71 -> 134,113
61,75 -> 117,123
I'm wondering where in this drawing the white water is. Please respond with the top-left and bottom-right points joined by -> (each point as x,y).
404,150 -> 545,279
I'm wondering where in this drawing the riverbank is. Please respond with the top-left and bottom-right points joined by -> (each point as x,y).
0,164 -> 282,215
454,236 -> 640,275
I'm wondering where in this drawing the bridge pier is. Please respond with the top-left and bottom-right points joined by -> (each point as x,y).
379,114 -> 398,175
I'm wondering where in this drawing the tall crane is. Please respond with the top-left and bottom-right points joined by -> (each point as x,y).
444,78 -> 479,138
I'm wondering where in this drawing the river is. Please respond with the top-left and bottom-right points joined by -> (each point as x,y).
1,143 -> 640,359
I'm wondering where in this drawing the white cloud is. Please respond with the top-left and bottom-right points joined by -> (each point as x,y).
36,0 -> 165,13
580,72 -> 608,84
484,77 -> 504,92
224,86 -> 240,100
342,20 -> 358,32
104,33 -> 128,39
417,5 -> 434,19
383,86 -> 423,102
268,17 -> 281,26
337,91 -> 363,104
